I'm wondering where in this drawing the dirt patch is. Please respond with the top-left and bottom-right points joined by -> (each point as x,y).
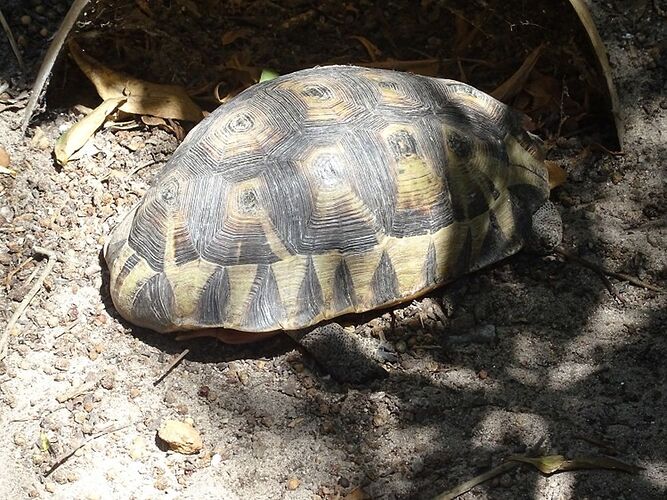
0,0 -> 665,498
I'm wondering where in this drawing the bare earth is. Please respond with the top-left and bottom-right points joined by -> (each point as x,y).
0,1 -> 665,499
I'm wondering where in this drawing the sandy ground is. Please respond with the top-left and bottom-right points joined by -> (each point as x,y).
0,1 -> 665,499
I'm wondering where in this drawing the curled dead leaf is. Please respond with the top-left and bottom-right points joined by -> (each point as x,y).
54,97 -> 126,166
68,40 -> 203,122
491,44 -> 544,103
350,35 -> 383,62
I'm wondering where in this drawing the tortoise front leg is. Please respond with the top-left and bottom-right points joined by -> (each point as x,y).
287,323 -> 397,383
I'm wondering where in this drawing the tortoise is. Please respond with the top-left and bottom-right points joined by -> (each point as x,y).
104,65 -> 561,380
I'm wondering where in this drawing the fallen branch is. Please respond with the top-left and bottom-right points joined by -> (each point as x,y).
20,0 -> 90,134
0,246 -> 58,361
556,248 -> 664,293
0,8 -> 25,72
44,422 -> 131,477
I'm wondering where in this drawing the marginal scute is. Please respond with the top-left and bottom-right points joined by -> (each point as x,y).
104,65 -> 552,334
333,257 -> 357,312
243,265 -> 285,330
295,256 -> 325,324
370,251 -> 399,306
131,273 -> 175,329
197,266 -> 231,325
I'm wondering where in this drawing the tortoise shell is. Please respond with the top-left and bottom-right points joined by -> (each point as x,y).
104,66 -> 550,334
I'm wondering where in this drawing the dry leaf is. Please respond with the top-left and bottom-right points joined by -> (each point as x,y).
140,115 -> 167,127
68,40 -> 203,122
509,454 -> 642,475
54,97 -> 126,166
568,0 -> 622,148
350,35 -> 383,61
546,160 -> 568,189
492,44 -> 544,103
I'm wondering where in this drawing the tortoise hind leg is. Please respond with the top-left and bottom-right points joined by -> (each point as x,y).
288,323 -> 397,383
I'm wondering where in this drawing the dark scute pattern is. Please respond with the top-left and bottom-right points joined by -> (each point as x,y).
443,159 -> 496,222
451,228 -> 472,278
507,184 -> 547,216
132,273 -> 175,329
370,251 -> 399,306
128,178 -> 183,272
173,221 -> 200,266
203,221 -> 280,266
104,239 -> 125,267
388,129 -> 418,157
197,267 -> 230,325
476,211 -> 511,269
333,258 -> 357,312
423,240 -> 438,286
116,252 -> 140,288
243,265 -> 285,330
295,256 -> 325,323
390,205 -> 455,238
446,130 -> 473,159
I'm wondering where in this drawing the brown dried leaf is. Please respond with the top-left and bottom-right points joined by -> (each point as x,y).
54,97 -> 126,166
491,44 -> 544,103
68,40 -> 203,122
568,0 -> 623,147
545,160 -> 568,189
509,454 -> 642,475
350,35 -> 383,62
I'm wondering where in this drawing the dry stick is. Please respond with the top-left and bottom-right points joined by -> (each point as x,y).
556,248 -> 664,293
0,8 -> 25,72
153,349 -> 190,386
44,422 -> 131,477
0,246 -> 57,361
20,0 -> 90,134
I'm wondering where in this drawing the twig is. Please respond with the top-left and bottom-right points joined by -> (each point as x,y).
44,422 -> 131,477
4,256 -> 34,290
556,248 -> 664,293
0,8 -> 25,72
20,0 -> 90,134
0,247 -> 57,361
153,348 -> 190,386
128,160 -> 157,176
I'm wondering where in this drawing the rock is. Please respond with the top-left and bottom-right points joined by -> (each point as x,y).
157,420 -> 203,455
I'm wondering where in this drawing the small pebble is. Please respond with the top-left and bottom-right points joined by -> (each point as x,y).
210,453 -> 222,467
286,478 -> 300,490
0,147 -> 9,167
100,372 -> 115,390
157,420 -> 203,454
20,15 -> 32,25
